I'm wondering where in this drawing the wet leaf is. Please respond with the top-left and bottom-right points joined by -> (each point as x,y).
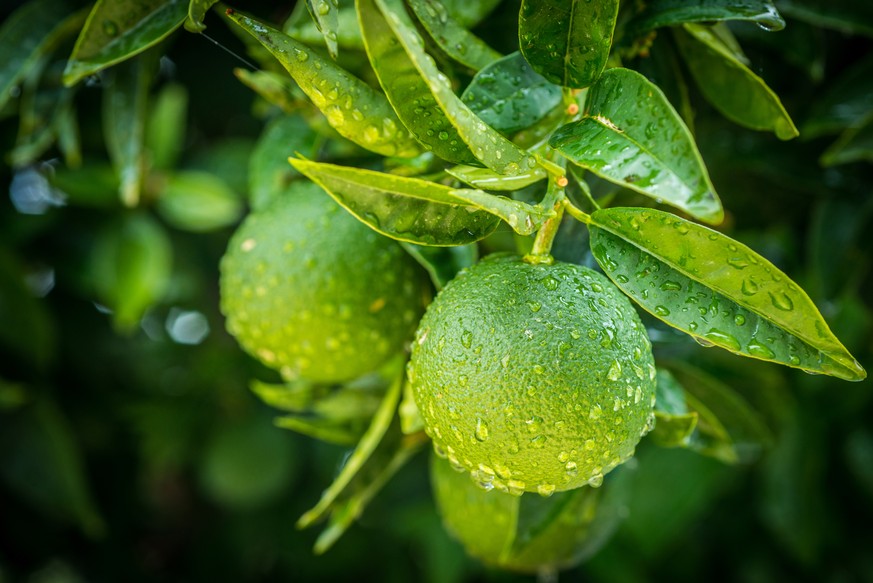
674,23 -> 798,140
550,68 -> 723,224
400,242 -> 477,289
447,164 -> 547,191
102,51 -> 157,207
234,68 -> 308,114
407,0 -> 501,71
90,213 -> 172,333
226,9 -> 420,158
626,0 -> 784,35
362,0 -> 536,174
587,207 -> 867,381
0,0 -> 84,112
63,0 -> 187,86
249,115 -> 319,211
146,82 -> 187,171
284,0 -> 364,51
304,0 -> 339,59
460,52 -> 562,136
775,0 -> 873,37
156,170 -> 243,232
185,0 -> 219,32
820,112 -> 873,166
519,0 -> 618,88
650,370 -> 697,448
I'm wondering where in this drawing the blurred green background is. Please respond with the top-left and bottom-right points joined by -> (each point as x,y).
1,1 -> 872,581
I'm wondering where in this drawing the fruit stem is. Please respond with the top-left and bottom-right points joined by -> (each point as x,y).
524,170 -> 567,264
563,200 -> 591,224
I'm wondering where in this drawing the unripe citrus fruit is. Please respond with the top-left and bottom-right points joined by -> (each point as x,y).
431,454 -> 628,573
220,181 -> 429,383
410,254 -> 655,494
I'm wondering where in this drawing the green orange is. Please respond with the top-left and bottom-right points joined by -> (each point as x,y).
410,254 -> 655,494
220,181 -> 429,383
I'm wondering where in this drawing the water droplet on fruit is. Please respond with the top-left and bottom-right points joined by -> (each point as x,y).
537,484 -> 556,497
461,330 -> 473,348
607,360 -> 622,381
587,472 -> 604,487
565,461 -> 578,476
541,276 -> 559,290
474,419 -> 489,441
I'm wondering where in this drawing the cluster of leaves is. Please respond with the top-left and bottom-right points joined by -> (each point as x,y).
1,0 -> 873,580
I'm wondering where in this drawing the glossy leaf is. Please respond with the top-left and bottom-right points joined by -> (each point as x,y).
802,55 -> 873,139
145,82 -> 187,171
775,0 -> 873,37
440,0 -> 502,27
0,0 -> 83,112
518,0 -> 618,88
650,370 -> 697,447
291,158 -> 553,244
461,52 -> 563,136
400,242 -> 477,289
284,0 -> 364,51
407,0 -> 501,70
249,115 -> 319,211
820,112 -> 873,167
156,170 -> 243,232
185,0 -> 219,32
225,10 -> 420,158
447,164 -> 547,191
627,0 -> 784,35
675,24 -> 798,140
63,0 -> 187,86
234,68 -> 308,115
550,68 -> 723,224
102,52 -> 155,207
363,0 -> 537,175
304,0 -> 339,59
587,207 -> 867,381
90,213 -> 172,333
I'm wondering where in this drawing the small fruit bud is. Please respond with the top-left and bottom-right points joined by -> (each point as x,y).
567,103 -> 579,116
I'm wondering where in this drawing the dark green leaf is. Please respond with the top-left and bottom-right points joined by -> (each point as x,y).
102,51 -> 157,207
185,0 -> 219,32
90,213 -> 172,333
550,68 -> 723,224
304,0 -> 339,59
156,170 -> 243,232
440,0 -> 502,27
820,112 -> 873,166
627,0 -> 784,35
54,94 -> 81,168
146,82 -> 187,171
49,164 -> 119,207
249,115 -> 319,211
234,68 -> 308,115
226,9 -> 421,158
674,23 -> 798,140
399,377 -> 424,434
519,0 -> 618,88
446,164 -> 546,191
802,54 -> 873,138
291,158 -> 552,245
63,0 -> 187,86
650,370 -> 697,448
400,242 -> 476,289
775,0 -> 873,37
460,52 -> 562,136
9,69 -> 77,168
284,0 -> 364,51
587,207 -> 866,381
407,0 -> 502,70
0,249 -> 55,370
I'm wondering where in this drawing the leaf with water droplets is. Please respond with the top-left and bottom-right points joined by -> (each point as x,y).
400,243 -> 477,289
447,164 -> 547,191
226,10 -> 421,158
291,158 -> 553,245
588,207 -> 867,381
460,52 -> 563,136
304,0 -> 340,59
360,0 -> 535,174
550,68 -> 723,224
626,0 -> 784,36
674,23 -> 798,140
185,0 -> 219,32
284,0 -> 364,51
63,0 -> 188,86
519,0 -> 618,88
407,0 -> 501,70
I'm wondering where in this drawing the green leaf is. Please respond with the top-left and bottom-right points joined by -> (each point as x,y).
399,378 -> 424,434
290,158 -> 552,245
518,0 -> 618,88
249,115 -> 319,211
156,170 -> 243,232
674,23 -> 798,140
775,0 -> 873,37
627,0 -> 784,35
361,0 -> 537,175
550,68 -> 723,224
0,0 -> 84,112
146,82 -> 188,171
400,242 -> 477,289
460,52 -> 563,136
54,93 -> 82,168
407,0 -> 501,70
446,164 -> 547,191
820,112 -> 873,167
802,54 -> 873,139
0,249 -> 55,370
9,71 -> 77,168
102,51 -> 157,207
90,213 -> 172,333
63,0 -> 187,86
185,0 -> 219,32
304,0 -> 340,59
650,370 -> 697,448
226,9 -> 421,158
234,68 -> 308,115
284,0 -> 364,51
440,0 -> 502,27
49,164 -> 119,207
587,207 -> 867,381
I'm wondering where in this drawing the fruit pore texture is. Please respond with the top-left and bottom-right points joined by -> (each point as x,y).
220,182 -> 428,383
410,254 -> 655,493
